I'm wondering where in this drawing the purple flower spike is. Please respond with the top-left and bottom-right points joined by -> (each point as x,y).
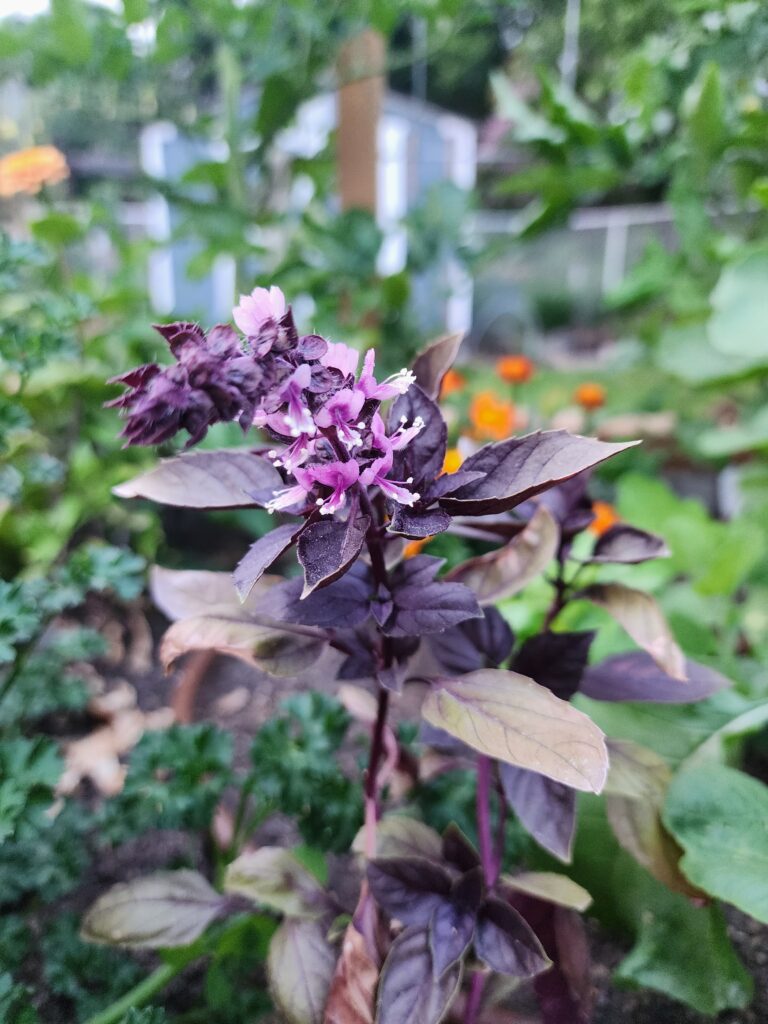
310,460 -> 361,515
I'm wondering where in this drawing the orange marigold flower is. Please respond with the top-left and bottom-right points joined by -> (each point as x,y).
574,382 -> 606,411
442,447 -> 464,475
440,368 -> 465,398
404,537 -> 432,558
497,354 -> 534,384
0,145 -> 69,198
469,391 -> 517,441
590,500 -> 620,536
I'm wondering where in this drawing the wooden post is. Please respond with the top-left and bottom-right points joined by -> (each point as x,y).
337,29 -> 385,214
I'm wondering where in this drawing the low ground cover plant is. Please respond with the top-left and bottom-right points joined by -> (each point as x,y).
51,284 -> 764,1024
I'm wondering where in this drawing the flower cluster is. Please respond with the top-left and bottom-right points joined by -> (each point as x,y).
0,145 -> 69,197
111,286 -> 424,514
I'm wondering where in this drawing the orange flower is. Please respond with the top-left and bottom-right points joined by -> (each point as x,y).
440,369 -> 465,398
442,448 -> 464,475
404,537 -> 432,558
574,382 -> 606,411
497,354 -> 534,384
590,500 -> 620,536
0,145 -> 69,198
469,391 -> 517,441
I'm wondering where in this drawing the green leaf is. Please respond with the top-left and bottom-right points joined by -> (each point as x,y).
421,669 -> 608,792
663,764 -> 768,923
682,62 -> 726,167
697,407 -> 768,457
707,252 -> 768,359
51,0 -> 92,64
30,213 -> 85,247
656,322 -> 766,384
0,738 -> 61,843
571,797 -> 752,1015
615,894 -> 752,1014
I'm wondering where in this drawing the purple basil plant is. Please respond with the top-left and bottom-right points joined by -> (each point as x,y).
106,286 -> 729,1024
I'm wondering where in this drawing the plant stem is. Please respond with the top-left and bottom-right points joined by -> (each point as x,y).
82,959 -> 190,1024
476,755 -> 496,885
464,970 -> 485,1024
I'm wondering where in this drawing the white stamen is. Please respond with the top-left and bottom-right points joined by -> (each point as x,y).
267,450 -> 277,458
406,476 -> 413,483
316,498 -> 324,505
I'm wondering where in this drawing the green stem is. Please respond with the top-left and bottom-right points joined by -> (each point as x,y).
82,956 -> 194,1024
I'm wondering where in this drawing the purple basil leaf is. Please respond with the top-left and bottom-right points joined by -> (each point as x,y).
429,900 -> 475,977
233,523 -> 299,600
388,506 -> 452,539
513,895 -> 592,1024
152,320 -> 206,352
418,722 -> 470,756
376,926 -> 462,1024
381,578 -> 482,638
475,898 -> 550,978
587,523 -> 670,564
113,450 -> 283,509
579,651 -> 732,703
259,563 -> 372,629
367,858 -> 452,926
389,385 -> 447,486
517,471 -> 593,533
297,513 -> 370,597
427,469 -> 486,501
452,866 -> 484,912
442,825 -> 481,874
411,331 -> 463,399
438,432 -> 638,516
336,627 -> 377,679
512,631 -> 595,701
499,764 -> 577,863
426,607 -> 513,675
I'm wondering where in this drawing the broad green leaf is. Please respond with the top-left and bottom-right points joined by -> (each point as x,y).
697,407 -> 768,457
268,918 -> 336,1024
656,323 -> 765,384
615,894 -> 752,1015
501,872 -> 591,911
159,616 -> 323,676
224,847 -> 329,919
446,505 -> 558,605
51,0 -> 92,64
663,764 -> 768,923
81,871 -> 224,948
571,797 -> 752,1015
708,252 -> 768,359
30,212 -> 85,247
683,62 -> 726,167
575,689 -> 760,767
421,669 -> 608,793
113,451 -> 282,509
581,583 -> 686,680
683,703 -> 768,770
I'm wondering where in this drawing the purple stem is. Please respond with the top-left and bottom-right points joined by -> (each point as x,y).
476,755 -> 496,884
464,971 -> 485,1024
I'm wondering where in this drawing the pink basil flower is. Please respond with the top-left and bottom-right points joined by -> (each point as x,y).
357,349 -> 416,401
360,450 -> 420,506
233,285 -> 287,336
320,341 -> 361,378
314,387 -> 366,448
